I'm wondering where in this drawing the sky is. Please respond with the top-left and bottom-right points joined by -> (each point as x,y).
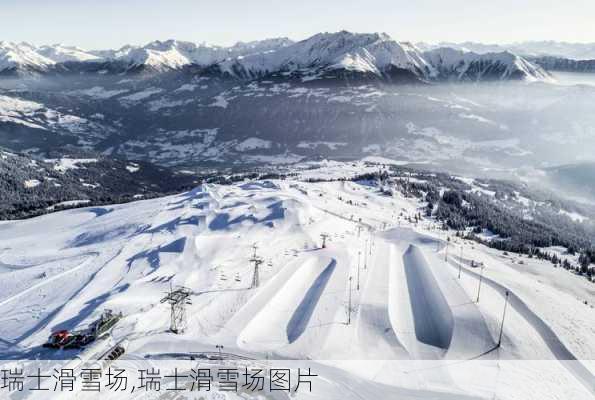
2,0 -> 594,49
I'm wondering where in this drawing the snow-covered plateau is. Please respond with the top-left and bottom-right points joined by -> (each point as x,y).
0,161 -> 593,399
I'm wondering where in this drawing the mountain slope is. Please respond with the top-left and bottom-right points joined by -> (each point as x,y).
0,38 -> 294,74
423,47 -> 552,82
419,41 -> 595,60
531,56 -> 595,73
214,31 -> 549,83
216,31 -> 436,81
0,148 -> 201,219
37,44 -> 101,63
0,41 -> 55,74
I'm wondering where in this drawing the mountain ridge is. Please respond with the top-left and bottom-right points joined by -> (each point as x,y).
418,40 -> 595,60
0,32 -> 551,82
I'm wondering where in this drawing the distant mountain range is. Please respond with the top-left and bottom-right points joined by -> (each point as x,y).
528,56 -> 595,74
416,41 -> 595,74
0,38 -> 294,75
1,31 -> 595,172
417,41 -> 595,61
1,32 -> 553,82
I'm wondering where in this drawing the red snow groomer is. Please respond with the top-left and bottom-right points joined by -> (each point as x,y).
43,329 -> 94,349
43,330 -> 75,349
43,310 -> 122,349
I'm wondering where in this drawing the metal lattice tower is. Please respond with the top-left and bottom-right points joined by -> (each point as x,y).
160,285 -> 192,334
249,243 -> 263,289
320,233 -> 329,249
250,256 -> 263,288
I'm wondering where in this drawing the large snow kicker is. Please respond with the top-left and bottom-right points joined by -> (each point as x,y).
286,259 -> 336,343
384,228 -> 496,360
237,256 -> 336,352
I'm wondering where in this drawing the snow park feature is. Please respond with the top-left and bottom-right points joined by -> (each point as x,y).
0,161 -> 593,399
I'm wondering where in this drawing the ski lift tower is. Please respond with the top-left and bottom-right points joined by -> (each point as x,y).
160,285 -> 192,334
249,243 -> 263,289
250,256 -> 263,289
320,233 -> 329,249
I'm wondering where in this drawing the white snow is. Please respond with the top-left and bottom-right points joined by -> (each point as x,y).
559,209 -> 588,223
70,86 -> 128,99
0,94 -> 44,114
37,44 -> 101,62
119,87 -> 163,102
423,47 -> 553,82
147,97 -> 192,111
23,179 -> 41,188
125,163 -> 140,173
209,93 -> 229,108
0,41 -> 55,71
174,83 -> 197,92
459,113 -> 497,125
52,199 -> 91,208
97,38 -> 292,71
297,141 -> 348,150
47,157 -> 98,172
234,137 -> 272,151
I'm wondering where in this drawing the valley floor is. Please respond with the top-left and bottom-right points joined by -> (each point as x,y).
0,164 -> 593,399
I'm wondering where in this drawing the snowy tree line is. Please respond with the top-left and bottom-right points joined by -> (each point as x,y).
384,168 -> 595,280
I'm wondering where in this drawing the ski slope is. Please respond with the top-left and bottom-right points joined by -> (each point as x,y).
0,163 -> 593,399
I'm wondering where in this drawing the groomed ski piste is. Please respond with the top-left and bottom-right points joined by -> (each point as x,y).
0,161 -> 594,399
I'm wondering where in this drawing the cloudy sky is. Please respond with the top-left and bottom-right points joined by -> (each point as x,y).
2,0 -> 594,49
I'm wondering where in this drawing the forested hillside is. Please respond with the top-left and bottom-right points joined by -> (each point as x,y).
0,149 -> 200,219
383,167 -> 595,278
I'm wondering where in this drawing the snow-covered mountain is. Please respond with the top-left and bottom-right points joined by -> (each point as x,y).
0,41 -> 55,74
3,32 -> 587,171
423,47 -> 553,82
0,32 -> 549,82
419,41 -> 595,61
0,38 -> 294,74
101,38 -> 295,72
217,31 -> 436,81
37,44 -> 101,63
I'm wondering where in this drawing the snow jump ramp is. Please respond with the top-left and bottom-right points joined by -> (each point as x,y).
384,228 -> 496,360
237,256 -> 336,352
402,245 -> 454,353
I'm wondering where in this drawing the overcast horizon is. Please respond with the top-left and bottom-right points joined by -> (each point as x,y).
2,0 -> 594,49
